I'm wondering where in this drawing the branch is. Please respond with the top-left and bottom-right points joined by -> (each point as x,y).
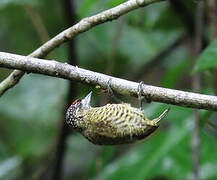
0,51 -> 217,111
0,0 -> 164,97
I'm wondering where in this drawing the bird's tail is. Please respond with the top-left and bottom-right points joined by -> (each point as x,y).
152,107 -> 170,124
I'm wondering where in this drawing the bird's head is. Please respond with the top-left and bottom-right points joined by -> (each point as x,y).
66,91 -> 92,129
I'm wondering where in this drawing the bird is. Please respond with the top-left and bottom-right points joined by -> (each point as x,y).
66,91 -> 170,145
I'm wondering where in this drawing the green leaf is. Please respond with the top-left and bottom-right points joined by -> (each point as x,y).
106,0 -> 126,8
102,146 -> 116,167
193,38 -> 217,72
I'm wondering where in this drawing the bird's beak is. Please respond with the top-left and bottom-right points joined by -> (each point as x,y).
81,91 -> 92,108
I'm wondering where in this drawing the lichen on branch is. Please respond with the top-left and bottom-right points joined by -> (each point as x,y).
0,51 -> 217,111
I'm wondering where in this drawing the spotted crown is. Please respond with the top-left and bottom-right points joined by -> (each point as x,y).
66,99 -> 82,129
66,92 -> 92,129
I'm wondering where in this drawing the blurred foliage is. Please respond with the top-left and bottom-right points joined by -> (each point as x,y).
0,0 -> 217,180
194,38 -> 217,72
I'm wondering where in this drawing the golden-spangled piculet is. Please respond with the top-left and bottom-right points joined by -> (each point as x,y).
66,92 -> 170,145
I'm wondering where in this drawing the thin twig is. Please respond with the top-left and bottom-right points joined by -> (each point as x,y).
0,0 -> 164,97
24,5 -> 50,43
207,120 -> 217,131
24,5 -> 56,60
0,51 -> 217,111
